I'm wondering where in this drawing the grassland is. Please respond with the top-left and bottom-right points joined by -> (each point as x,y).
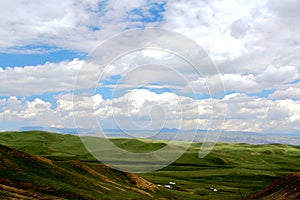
0,142 -> 190,199
0,131 -> 300,199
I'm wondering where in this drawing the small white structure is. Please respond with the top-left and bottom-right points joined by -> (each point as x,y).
213,189 -> 218,192
157,184 -> 161,187
210,187 -> 218,192
164,185 -> 172,189
169,181 -> 176,185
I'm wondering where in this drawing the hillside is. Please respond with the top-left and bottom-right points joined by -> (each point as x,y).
246,173 -> 300,200
0,143 -> 185,199
0,131 -> 300,199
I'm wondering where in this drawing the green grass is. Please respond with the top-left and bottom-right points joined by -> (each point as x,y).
0,131 -> 300,199
0,142 -> 190,199
140,142 -> 300,199
110,138 -> 167,153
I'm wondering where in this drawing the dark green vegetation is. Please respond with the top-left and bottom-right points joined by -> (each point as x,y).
142,142 -> 300,199
0,131 -> 300,199
0,140 -> 187,199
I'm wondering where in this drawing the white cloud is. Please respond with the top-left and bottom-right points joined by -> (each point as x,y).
0,0 -> 165,53
1,54 -> 298,98
1,89 -> 299,133
223,93 -> 300,133
1,0 -> 300,134
221,66 -> 299,93
0,89 -> 221,130
162,0 -> 257,62
222,73 -> 257,92
1,0 -> 300,72
0,59 -> 105,96
0,97 -> 55,124
256,66 -> 298,84
0,0 -> 98,52
161,0 -> 300,79
0,59 -> 79,96
269,82 -> 300,99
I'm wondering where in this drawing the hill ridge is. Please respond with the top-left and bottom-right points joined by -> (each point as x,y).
0,144 -> 163,199
246,173 -> 300,200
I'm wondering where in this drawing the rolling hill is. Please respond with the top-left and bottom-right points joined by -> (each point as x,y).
0,143 -> 190,199
0,131 -> 300,199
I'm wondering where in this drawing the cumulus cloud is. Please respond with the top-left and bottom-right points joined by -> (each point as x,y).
0,59 -> 82,96
0,97 -> 55,125
256,66 -> 298,84
223,93 -> 300,133
1,54 -> 298,99
0,89 -> 222,130
182,65 -> 299,94
269,82 -> 300,100
222,66 -> 299,93
0,59 -> 107,96
1,0 -> 300,134
0,0 -> 165,53
0,90 -> 299,133
0,48 -> 219,96
1,0 -> 300,71
161,0 -> 300,78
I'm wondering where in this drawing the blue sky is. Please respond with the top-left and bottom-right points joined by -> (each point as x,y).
0,49 -> 85,68
0,0 -> 299,133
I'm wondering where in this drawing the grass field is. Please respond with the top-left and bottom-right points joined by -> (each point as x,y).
0,131 -> 299,199
0,143 -> 190,199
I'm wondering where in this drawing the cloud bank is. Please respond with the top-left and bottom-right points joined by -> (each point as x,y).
0,0 -> 299,133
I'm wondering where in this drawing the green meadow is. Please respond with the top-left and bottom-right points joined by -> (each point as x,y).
0,131 -> 300,199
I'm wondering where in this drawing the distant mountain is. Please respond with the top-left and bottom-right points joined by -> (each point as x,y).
18,126 -> 300,145
19,126 -> 94,134
19,126 -> 45,131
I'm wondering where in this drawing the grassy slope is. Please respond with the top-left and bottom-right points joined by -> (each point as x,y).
245,172 -> 300,200
0,131 -> 300,199
0,142 -> 192,200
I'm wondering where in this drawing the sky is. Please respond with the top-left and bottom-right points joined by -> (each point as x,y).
0,0 -> 299,134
